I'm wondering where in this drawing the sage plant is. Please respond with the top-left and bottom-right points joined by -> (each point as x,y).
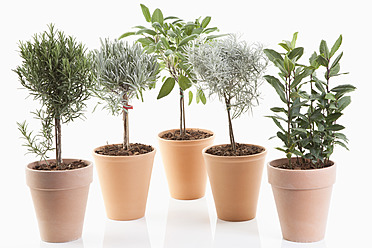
188,35 -> 268,152
15,24 -> 93,166
93,39 -> 159,150
120,4 -> 223,137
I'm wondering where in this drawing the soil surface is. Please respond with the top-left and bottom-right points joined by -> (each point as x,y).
33,160 -> 88,171
160,129 -> 213,140
274,159 -> 334,170
206,143 -> 264,156
95,143 -> 154,156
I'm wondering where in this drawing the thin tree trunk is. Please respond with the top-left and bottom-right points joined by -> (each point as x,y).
225,98 -> 236,152
123,94 -> 130,150
55,117 -> 62,166
179,88 -> 185,137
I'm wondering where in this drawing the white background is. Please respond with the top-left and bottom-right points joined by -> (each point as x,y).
1,0 -> 370,247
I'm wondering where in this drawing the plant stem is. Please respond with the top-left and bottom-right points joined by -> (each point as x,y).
123,94 -> 130,150
54,117 -> 62,166
179,87 -> 185,136
286,76 -> 292,169
225,97 -> 236,152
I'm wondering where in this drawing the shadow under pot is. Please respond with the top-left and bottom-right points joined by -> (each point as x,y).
202,144 -> 267,221
93,144 -> 156,220
26,159 -> 93,243
267,158 -> 336,243
158,128 -> 215,200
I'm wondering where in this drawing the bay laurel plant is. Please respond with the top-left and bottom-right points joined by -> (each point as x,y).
93,39 -> 159,150
15,24 -> 93,166
188,35 -> 268,152
264,33 -> 356,169
120,4 -> 224,137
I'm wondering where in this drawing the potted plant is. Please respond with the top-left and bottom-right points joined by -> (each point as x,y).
188,35 -> 268,221
264,33 -> 356,242
14,24 -> 94,243
92,39 -> 160,220
120,4 -> 223,200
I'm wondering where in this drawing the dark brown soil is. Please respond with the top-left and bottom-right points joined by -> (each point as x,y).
160,129 -> 213,140
274,159 -> 334,170
33,160 -> 88,171
206,143 -> 264,156
95,143 -> 154,156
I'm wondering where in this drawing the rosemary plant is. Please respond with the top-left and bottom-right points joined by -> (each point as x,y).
93,39 -> 159,150
264,33 -> 356,168
188,35 -> 268,152
15,24 -> 93,166
120,4 -> 223,137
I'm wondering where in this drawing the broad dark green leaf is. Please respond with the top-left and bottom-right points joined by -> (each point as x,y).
327,124 -> 345,131
270,107 -> 287,113
140,4 -> 151,22
334,132 -> 348,142
161,37 -> 170,49
326,112 -> 342,123
309,52 -> 320,68
334,140 -> 349,150
178,75 -> 192,90
320,40 -> 329,59
277,131 -> 288,146
152,8 -> 164,25
119,32 -> 135,40
137,37 -> 154,46
325,93 -> 336,100
316,55 -> 328,67
329,63 -> 340,77
288,47 -> 304,61
330,84 -> 356,94
201,16 -> 211,28
330,35 -> 342,58
178,34 -> 198,47
135,29 -> 157,36
337,96 -> 351,111
263,49 -> 283,63
284,55 -> 295,74
157,77 -> 175,99
330,52 -> 343,69
264,75 -> 286,103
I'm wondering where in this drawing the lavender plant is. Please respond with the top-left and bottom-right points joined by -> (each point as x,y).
93,39 -> 160,150
15,24 -> 93,166
188,35 -> 268,152
264,33 -> 356,168
120,4 -> 223,138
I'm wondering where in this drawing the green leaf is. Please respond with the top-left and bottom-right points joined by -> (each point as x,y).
263,49 -> 283,63
164,16 -> 180,20
288,47 -> 304,61
284,55 -> 295,74
334,132 -> 348,142
152,8 -> 164,25
119,32 -> 135,40
270,107 -> 287,113
337,96 -> 351,111
320,40 -> 330,59
329,63 -> 340,77
140,4 -> 151,22
325,93 -> 336,100
291,32 -> 298,48
178,34 -> 198,47
330,52 -> 343,69
309,52 -> 320,68
135,29 -> 157,36
203,27 -> 218,34
327,124 -> 345,131
206,34 -> 226,41
330,84 -> 356,94
278,42 -> 290,51
188,91 -> 193,105
277,131 -> 288,146
267,116 -> 285,132
330,35 -> 342,58
316,55 -> 328,67
137,37 -> 154,47
335,140 -> 349,150
178,75 -> 192,90
326,112 -> 342,122
264,75 -> 286,103
201,16 -> 211,28
197,89 -> 206,104
157,77 -> 175,99
161,37 -> 170,49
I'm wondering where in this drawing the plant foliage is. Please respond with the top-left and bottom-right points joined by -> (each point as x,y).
264,33 -> 356,168
14,24 -> 93,165
188,35 -> 268,151
120,4 -> 223,136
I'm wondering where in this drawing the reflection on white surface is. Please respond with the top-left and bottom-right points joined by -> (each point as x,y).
281,240 -> 327,248
103,218 -> 151,248
40,239 -> 84,248
164,198 -> 212,248
213,218 -> 261,248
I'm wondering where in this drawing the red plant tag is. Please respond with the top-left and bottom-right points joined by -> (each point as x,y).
123,105 -> 133,110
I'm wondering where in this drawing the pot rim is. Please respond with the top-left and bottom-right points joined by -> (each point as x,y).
157,128 -> 215,143
25,158 -> 92,173
202,143 -> 267,159
267,157 -> 336,172
92,143 -> 156,159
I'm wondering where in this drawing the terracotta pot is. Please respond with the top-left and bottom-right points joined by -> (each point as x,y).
93,145 -> 156,220
268,158 -> 336,242
26,159 -> 93,243
202,144 -> 267,221
158,128 -> 215,200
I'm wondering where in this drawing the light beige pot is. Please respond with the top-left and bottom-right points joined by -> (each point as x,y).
26,159 -> 93,243
158,128 -> 215,200
268,158 -> 336,243
203,144 -> 267,221
93,145 -> 156,220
